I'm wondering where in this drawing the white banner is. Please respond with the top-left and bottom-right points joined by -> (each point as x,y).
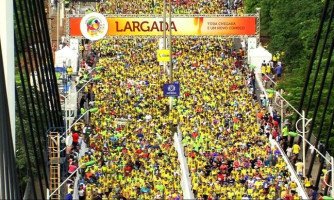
247,37 -> 257,51
69,38 -> 79,54
247,37 -> 257,64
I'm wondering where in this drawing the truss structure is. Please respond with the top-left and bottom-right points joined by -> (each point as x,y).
48,132 -> 60,200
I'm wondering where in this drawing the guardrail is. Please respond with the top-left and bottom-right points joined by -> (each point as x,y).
174,125 -> 194,199
254,70 -> 309,199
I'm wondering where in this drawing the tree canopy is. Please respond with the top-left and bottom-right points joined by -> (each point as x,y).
245,0 -> 334,152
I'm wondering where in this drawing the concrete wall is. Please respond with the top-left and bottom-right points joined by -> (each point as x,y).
0,0 -> 15,151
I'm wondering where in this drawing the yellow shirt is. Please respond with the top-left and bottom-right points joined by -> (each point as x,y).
292,144 -> 300,154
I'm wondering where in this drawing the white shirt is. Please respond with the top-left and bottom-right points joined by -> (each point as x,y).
78,189 -> 84,196
145,114 -> 152,122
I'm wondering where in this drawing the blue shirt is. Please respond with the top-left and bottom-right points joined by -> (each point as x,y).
276,65 -> 283,75
64,193 -> 73,200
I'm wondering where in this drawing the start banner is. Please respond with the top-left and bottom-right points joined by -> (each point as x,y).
69,13 -> 257,39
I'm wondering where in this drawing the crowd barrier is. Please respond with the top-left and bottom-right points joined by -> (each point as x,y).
174,126 -> 194,199
254,67 -> 309,199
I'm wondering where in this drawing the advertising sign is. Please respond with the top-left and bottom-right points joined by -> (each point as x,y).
163,82 -> 180,97
157,49 -> 170,62
70,15 -> 257,37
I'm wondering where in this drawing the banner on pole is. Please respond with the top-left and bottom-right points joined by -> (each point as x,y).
163,82 -> 180,97
157,49 -> 170,62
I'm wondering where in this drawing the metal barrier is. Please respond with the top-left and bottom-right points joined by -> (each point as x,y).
174,125 -> 194,199
254,70 -> 310,198
263,72 -> 334,196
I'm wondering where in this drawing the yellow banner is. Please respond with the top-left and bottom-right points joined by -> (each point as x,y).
157,49 -> 170,62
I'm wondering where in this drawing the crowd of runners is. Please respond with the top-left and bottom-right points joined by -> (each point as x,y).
93,0 -> 243,15
173,38 -> 300,199
62,36 -> 305,200
59,0 -> 313,199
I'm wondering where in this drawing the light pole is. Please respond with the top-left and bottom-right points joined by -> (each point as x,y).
56,0 -> 59,49
169,0 -> 172,82
261,69 -> 333,195
302,110 -> 306,178
62,65 -> 101,133
255,8 -> 261,46
163,0 -> 174,110
62,77 -> 94,134
295,110 -> 312,177
275,91 -> 312,178
163,0 -> 166,68
332,156 -> 334,198
273,88 -> 287,131
168,0 -> 173,110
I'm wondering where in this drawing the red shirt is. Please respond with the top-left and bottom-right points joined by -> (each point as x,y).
284,194 -> 293,200
191,132 -> 198,138
273,120 -> 279,127
272,130 -> 278,139
72,132 -> 79,143
189,151 -> 196,158
68,164 -> 77,173
122,148 -> 128,154
233,160 -> 240,168
136,149 -> 143,155
142,153 -> 149,158
124,166 -> 132,174
220,164 -> 228,171
256,160 -> 263,167
217,174 -> 225,181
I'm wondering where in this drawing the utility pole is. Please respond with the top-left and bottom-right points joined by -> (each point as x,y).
163,0 -> 167,74
302,110 -> 306,177
56,0 -> 60,49
163,0 -> 166,51
169,0 -> 172,82
168,0 -> 173,111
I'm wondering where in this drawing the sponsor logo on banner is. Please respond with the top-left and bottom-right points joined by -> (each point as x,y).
80,12 -> 108,41
163,82 -> 180,97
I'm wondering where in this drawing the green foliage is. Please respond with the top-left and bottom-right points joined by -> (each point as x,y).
244,0 -> 260,13
245,0 -> 322,64
245,0 -> 334,153
15,83 -> 40,195
15,69 -> 47,195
